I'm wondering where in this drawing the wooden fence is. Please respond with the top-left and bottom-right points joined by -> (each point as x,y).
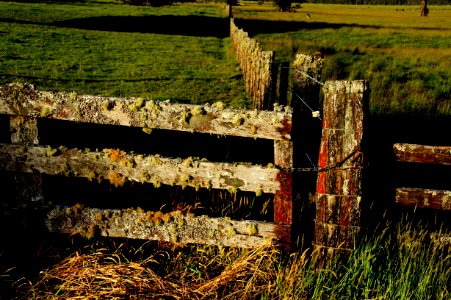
393,143 -> 451,211
0,79 -> 368,252
230,18 -> 276,110
0,82 -> 295,249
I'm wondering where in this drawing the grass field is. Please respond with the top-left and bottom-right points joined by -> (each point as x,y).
1,1 -> 449,115
0,0 -> 250,107
233,3 -> 451,116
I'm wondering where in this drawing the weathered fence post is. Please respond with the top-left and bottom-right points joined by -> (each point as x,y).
291,53 -> 324,247
277,62 -> 290,106
10,115 -> 44,203
291,53 -> 324,162
274,139 -> 293,249
314,80 -> 369,261
226,4 -> 232,18
292,53 -> 324,104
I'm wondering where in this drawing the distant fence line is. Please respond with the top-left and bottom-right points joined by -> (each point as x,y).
230,18 -> 276,110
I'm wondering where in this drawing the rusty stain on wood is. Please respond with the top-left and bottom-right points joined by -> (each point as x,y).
273,137 -> 294,247
0,144 -> 281,193
0,83 -> 292,141
46,206 -> 277,248
394,143 -> 451,166
273,170 -> 293,225
315,80 -> 368,257
395,187 -> 451,211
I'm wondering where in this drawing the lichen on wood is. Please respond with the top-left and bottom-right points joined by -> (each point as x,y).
46,206 -> 277,248
0,144 -> 282,193
315,80 -> 368,257
0,83 -> 292,141
394,143 -> 451,166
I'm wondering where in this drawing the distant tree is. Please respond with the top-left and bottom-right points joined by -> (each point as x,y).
274,0 -> 293,11
420,0 -> 429,16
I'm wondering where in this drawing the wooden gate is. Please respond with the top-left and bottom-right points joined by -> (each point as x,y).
0,83 -> 295,249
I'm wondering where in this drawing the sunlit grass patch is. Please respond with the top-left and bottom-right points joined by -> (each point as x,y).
234,3 -> 451,116
0,1 -> 249,107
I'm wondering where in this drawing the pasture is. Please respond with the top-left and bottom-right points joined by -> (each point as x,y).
0,1 -> 450,299
0,0 -> 250,107
233,2 -> 451,116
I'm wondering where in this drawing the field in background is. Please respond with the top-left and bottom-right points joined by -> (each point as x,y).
0,0 -> 250,107
1,1 -> 449,115
233,3 -> 451,116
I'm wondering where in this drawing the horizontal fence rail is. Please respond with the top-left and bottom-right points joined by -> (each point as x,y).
396,187 -> 451,211
0,83 -> 295,248
46,206 -> 276,248
0,83 -> 292,141
394,143 -> 451,166
0,144 -> 281,193
393,143 -> 451,211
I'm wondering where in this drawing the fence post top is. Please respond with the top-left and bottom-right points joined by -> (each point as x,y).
322,80 -> 369,94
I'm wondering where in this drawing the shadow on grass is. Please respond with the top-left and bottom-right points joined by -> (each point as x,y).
0,73 -> 221,84
55,15 -> 229,37
0,0 -> 113,4
233,18 -> 449,35
0,15 -> 230,38
362,112 -> 451,232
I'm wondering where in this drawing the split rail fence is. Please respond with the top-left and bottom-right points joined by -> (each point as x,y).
0,82 -> 295,249
0,79 -> 368,253
393,143 -> 451,211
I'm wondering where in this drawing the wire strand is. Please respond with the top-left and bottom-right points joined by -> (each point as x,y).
289,67 -> 325,86
288,88 -> 322,120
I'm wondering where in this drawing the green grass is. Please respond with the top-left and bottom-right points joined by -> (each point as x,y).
0,0 -> 250,107
233,3 -> 451,116
2,1 -> 449,114
4,217 -> 448,299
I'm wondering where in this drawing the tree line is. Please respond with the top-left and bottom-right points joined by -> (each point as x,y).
121,0 -> 450,8
300,0 -> 450,5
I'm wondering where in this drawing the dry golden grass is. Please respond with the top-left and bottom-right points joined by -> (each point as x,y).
9,219 -> 449,299
26,244 -> 285,300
